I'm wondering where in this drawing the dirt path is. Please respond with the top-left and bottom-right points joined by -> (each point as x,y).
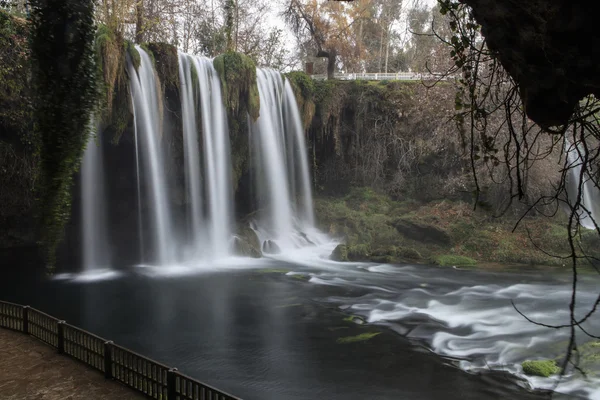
0,328 -> 143,399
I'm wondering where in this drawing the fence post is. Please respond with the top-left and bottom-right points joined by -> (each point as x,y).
104,341 -> 113,379
22,306 -> 29,334
167,367 -> 178,400
57,320 -> 65,354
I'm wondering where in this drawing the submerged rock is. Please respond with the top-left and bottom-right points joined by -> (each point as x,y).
262,240 -> 281,254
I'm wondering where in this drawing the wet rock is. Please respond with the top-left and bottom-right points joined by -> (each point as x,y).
262,240 -> 281,254
232,237 -> 261,258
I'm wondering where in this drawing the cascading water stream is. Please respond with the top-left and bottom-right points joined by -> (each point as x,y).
251,69 -> 321,250
564,137 -> 600,229
252,70 -> 294,241
178,53 -> 233,259
283,80 -> 315,227
128,45 -> 175,264
81,124 -> 110,271
178,54 -> 205,249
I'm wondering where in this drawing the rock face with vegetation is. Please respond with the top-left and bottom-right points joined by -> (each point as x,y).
456,0 -> 599,128
1,11 -> 594,270
316,187 -> 595,266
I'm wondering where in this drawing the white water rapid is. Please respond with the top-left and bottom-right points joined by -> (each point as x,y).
128,45 -> 175,264
565,137 -> 600,229
81,125 -> 110,271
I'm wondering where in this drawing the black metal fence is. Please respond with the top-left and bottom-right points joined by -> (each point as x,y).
0,300 -> 241,400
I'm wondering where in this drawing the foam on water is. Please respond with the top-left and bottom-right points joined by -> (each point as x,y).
303,262 -> 600,398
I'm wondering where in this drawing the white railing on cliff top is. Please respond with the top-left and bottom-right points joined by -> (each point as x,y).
310,72 -> 454,81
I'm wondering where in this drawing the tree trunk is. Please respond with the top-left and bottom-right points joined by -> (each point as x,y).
135,0 -> 144,44
327,50 -> 336,79
317,49 -> 336,79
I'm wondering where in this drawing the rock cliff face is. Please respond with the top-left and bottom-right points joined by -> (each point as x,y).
462,0 -> 600,127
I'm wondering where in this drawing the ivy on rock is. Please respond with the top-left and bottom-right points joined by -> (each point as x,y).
29,0 -> 98,273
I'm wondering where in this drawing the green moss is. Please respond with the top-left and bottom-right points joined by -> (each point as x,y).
286,71 -> 316,128
0,10 -> 32,141
521,360 -> 560,377
343,315 -> 366,324
347,244 -> 372,261
336,332 -> 381,344
146,42 -> 180,93
29,0 -> 98,272
331,244 -> 348,261
434,254 -> 477,266
125,40 -> 140,71
398,247 -> 422,259
213,51 -> 260,120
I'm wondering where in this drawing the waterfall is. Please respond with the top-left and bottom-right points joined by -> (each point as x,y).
81,124 -> 110,270
283,80 -> 315,227
178,53 -> 233,259
128,45 -> 175,264
251,69 -> 317,250
565,137 -> 600,229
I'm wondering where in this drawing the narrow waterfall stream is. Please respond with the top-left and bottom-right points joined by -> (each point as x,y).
81,125 -> 110,271
178,53 -> 234,259
128,45 -> 175,265
251,69 -> 321,251
565,136 -> 600,229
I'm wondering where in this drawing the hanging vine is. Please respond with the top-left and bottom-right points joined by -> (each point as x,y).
29,0 -> 98,273
436,0 -> 600,382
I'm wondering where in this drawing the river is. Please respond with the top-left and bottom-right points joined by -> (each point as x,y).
1,244 -> 599,399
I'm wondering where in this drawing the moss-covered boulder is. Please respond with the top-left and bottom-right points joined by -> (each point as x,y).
331,244 -> 348,261
521,360 -> 560,377
347,244 -> 371,261
213,52 -> 259,120
146,42 -> 179,94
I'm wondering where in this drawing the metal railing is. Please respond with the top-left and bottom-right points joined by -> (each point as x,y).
0,300 -> 241,400
310,72 -> 454,81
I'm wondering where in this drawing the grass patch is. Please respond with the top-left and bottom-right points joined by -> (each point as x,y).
336,332 -> 381,344
434,254 -> 477,267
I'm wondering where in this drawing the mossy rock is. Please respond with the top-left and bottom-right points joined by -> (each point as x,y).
213,52 -> 260,120
370,255 -> 396,263
331,244 -> 348,261
521,360 -> 560,377
347,244 -> 371,261
285,71 -> 316,128
124,40 -> 140,71
232,236 -> 261,258
434,254 -> 477,267
234,224 -> 261,258
393,218 -> 451,245
336,332 -> 381,344
398,247 -> 422,260
371,245 -> 398,257
146,42 -> 180,93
